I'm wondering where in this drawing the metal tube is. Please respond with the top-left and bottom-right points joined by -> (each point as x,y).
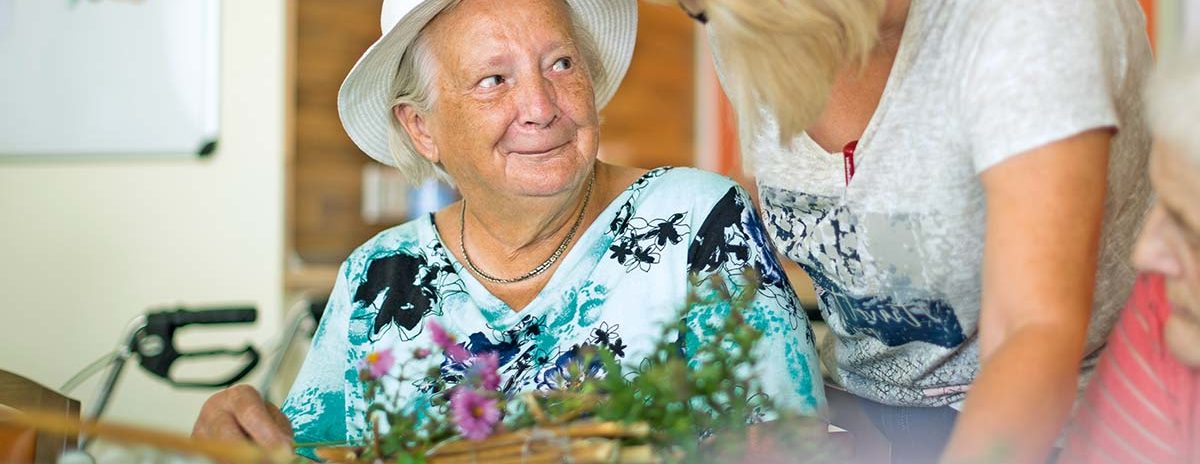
81,315 -> 146,450
258,298 -> 314,403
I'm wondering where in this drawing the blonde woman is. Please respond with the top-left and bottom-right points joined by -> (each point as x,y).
667,0 -> 1154,462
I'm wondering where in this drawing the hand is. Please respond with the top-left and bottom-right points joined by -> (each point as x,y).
192,385 -> 293,450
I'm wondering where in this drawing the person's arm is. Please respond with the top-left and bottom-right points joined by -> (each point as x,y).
940,129 -> 1112,463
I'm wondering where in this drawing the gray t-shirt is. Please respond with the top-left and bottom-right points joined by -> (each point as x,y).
750,0 -> 1153,407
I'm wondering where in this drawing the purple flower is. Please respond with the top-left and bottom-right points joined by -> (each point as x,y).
357,348 -> 395,380
429,323 -> 470,364
470,352 -> 501,391
446,345 -> 471,363
450,388 -> 501,441
427,321 -> 456,349
427,321 -> 470,362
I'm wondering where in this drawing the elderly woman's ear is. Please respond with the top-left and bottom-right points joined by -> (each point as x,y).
394,104 -> 440,164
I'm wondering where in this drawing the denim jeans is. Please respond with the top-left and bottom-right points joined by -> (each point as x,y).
825,384 -> 959,464
855,397 -> 959,464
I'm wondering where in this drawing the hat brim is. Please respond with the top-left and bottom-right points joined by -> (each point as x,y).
337,0 -> 639,167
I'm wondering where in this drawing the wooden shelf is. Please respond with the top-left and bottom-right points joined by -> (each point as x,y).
285,264 -> 339,296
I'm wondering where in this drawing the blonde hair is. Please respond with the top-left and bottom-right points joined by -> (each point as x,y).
388,0 -> 607,185
1146,52 -> 1200,166
684,0 -> 886,145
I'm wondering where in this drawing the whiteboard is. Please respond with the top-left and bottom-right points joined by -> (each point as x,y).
0,0 -> 219,159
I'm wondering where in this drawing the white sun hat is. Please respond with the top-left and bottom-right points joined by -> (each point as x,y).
337,0 -> 639,167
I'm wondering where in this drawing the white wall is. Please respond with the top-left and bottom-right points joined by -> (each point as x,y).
1157,0 -> 1200,56
0,0 -> 285,433
1183,0 -> 1200,46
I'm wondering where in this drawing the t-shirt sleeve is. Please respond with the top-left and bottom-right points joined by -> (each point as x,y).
1061,274 -> 1191,463
959,0 -> 1130,173
684,185 -> 827,419
282,262 -> 355,455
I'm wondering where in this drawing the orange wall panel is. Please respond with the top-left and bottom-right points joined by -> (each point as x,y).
1141,0 -> 1156,49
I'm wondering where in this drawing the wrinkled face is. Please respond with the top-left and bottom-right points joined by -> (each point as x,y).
1132,142 -> 1200,366
410,0 -> 599,200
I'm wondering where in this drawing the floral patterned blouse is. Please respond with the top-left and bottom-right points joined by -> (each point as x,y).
282,167 -> 826,450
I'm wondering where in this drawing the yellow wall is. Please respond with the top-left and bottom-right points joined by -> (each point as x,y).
0,0 -> 286,433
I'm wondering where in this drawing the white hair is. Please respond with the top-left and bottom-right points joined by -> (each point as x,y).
388,19 -> 449,184
1146,52 -> 1200,167
387,0 -> 607,185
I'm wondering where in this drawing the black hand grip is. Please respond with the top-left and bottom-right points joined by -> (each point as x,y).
153,306 -> 257,327
308,298 -> 328,325
137,305 -> 260,388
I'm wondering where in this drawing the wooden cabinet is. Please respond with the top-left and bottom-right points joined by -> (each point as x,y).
597,3 -> 695,170
0,370 -> 80,463
290,0 -> 389,267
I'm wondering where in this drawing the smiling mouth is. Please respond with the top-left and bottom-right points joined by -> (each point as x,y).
510,141 -> 570,157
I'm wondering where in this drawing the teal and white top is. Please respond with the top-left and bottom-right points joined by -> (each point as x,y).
282,167 -> 826,447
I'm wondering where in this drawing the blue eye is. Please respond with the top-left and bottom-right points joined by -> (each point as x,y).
552,57 -> 572,72
479,75 -> 504,89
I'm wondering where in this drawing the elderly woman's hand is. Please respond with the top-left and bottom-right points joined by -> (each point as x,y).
191,385 -> 294,449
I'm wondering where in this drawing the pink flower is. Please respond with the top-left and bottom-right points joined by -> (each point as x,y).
357,348 -> 395,380
446,345 -> 471,363
470,352 -> 501,391
427,321 -> 470,362
427,321 -> 456,349
450,388 -> 501,441
412,347 -> 432,360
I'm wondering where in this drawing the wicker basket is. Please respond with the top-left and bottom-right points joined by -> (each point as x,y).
315,420 -> 664,464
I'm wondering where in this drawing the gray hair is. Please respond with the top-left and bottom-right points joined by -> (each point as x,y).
387,0 -> 608,185
1146,52 -> 1200,167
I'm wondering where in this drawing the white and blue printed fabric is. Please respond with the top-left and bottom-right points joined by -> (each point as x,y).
281,167 -> 826,450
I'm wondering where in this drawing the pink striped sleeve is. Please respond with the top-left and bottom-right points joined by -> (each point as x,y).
1062,274 -> 1196,463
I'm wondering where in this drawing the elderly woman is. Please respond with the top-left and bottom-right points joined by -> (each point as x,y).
667,0 -> 1153,462
1061,55 -> 1200,463
191,0 -> 825,453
